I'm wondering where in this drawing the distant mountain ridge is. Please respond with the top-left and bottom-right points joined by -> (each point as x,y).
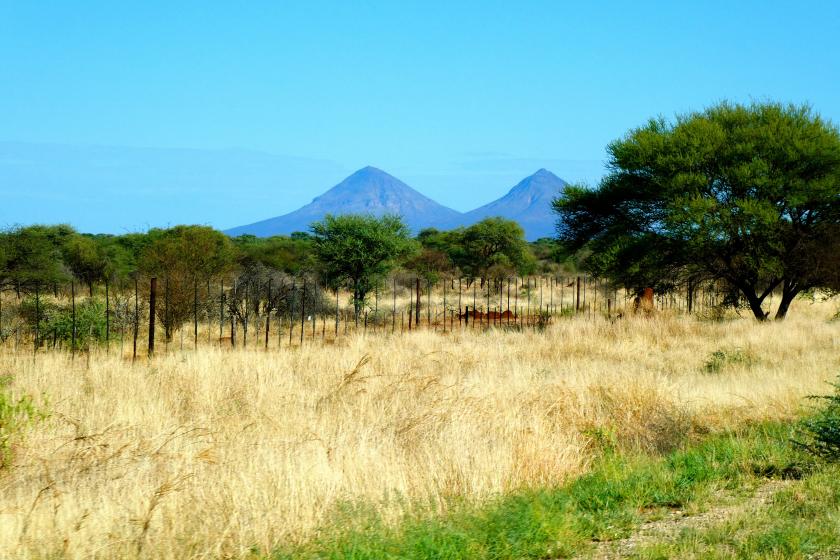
443,169 -> 567,240
225,167 -> 567,240
225,166 -> 462,237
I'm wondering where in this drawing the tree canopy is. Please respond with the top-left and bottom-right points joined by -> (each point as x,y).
554,101 -> 840,319
310,214 -> 416,317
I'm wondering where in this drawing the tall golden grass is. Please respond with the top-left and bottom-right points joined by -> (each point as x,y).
0,299 -> 838,558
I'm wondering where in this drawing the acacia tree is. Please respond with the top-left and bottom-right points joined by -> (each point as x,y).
62,234 -> 108,296
453,218 -> 535,283
0,225 -> 69,296
311,214 -> 416,318
140,225 -> 236,340
554,102 -> 840,320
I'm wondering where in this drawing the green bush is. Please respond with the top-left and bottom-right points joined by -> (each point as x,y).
704,347 -> 756,374
0,376 -> 47,469
19,297 -> 108,348
797,378 -> 840,461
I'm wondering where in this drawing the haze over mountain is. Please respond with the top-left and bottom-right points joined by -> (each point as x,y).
225,166 -> 462,237
444,169 -> 567,240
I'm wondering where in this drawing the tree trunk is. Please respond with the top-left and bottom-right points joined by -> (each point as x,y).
774,281 -> 800,320
742,290 -> 768,321
353,279 -> 361,326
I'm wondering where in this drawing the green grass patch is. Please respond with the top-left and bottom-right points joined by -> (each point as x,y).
265,422 -> 815,559
630,464 -> 840,559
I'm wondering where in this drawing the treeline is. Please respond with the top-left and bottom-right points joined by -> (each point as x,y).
0,216 -> 569,346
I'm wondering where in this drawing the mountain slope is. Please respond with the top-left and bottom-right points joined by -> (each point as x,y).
446,169 -> 567,240
225,166 -> 463,236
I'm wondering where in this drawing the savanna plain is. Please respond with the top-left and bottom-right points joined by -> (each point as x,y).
2,299 -> 840,559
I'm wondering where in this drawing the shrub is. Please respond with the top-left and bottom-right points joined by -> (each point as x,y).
0,376 -> 47,469
34,298 -> 108,349
796,378 -> 840,461
704,347 -> 756,374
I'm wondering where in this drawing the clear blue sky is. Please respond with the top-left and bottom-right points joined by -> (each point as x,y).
2,1 -> 839,232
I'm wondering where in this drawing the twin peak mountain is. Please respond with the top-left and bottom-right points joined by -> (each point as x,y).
226,166 -> 567,241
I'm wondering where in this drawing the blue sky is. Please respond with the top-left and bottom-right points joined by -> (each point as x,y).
2,1 -> 839,232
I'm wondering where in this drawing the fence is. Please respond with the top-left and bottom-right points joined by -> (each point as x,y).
0,274 -> 736,358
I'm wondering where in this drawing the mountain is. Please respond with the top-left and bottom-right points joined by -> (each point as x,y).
225,166 -> 463,236
445,169 -> 567,240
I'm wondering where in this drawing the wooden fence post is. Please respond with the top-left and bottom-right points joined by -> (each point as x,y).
427,280 -> 431,327
265,278 -> 272,349
34,283 -> 40,354
299,280 -> 306,346
288,280 -> 295,347
193,278 -> 198,350
443,280 -> 447,333
104,280 -> 109,353
70,281 -> 77,357
133,275 -> 139,362
148,278 -> 156,356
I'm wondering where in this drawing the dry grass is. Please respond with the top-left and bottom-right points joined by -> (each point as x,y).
0,299 -> 838,558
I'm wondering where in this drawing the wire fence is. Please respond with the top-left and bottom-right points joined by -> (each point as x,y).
0,274 -> 736,358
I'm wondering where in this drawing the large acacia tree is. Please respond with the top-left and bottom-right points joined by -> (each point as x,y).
554,102 -> 840,320
311,214 -> 416,318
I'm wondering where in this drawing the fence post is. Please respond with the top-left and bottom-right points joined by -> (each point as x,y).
443,280 -> 447,333
34,283 -> 40,354
576,276 -> 581,312
133,275 -> 139,362
506,279 -> 511,324
299,280 -> 306,346
265,278 -> 272,349
312,280 -> 317,339
288,280 -> 295,347
550,276 -> 554,314
526,277 -> 530,326
164,277 -> 169,352
242,281 -> 249,348
335,286 -> 340,337
148,277 -> 156,356
104,280 -> 109,353
427,280 -> 431,327
415,278 -> 421,327
392,277 -> 396,334
219,280 -> 224,342
456,278 -> 462,327
71,281 -> 77,358
472,281 -> 477,330
193,278 -> 198,350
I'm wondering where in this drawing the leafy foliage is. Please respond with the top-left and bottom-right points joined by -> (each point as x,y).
0,376 -> 47,469
798,378 -> 840,461
554,101 -> 840,320
311,214 -> 416,316
139,225 -> 236,340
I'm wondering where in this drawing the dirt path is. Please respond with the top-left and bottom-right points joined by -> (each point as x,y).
582,480 -> 792,559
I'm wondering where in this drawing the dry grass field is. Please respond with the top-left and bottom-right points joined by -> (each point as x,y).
1,299 -> 838,558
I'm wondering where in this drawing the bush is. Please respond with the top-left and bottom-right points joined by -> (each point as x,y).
0,376 -> 47,469
797,378 -> 840,461
20,297 -> 109,349
704,347 -> 756,374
